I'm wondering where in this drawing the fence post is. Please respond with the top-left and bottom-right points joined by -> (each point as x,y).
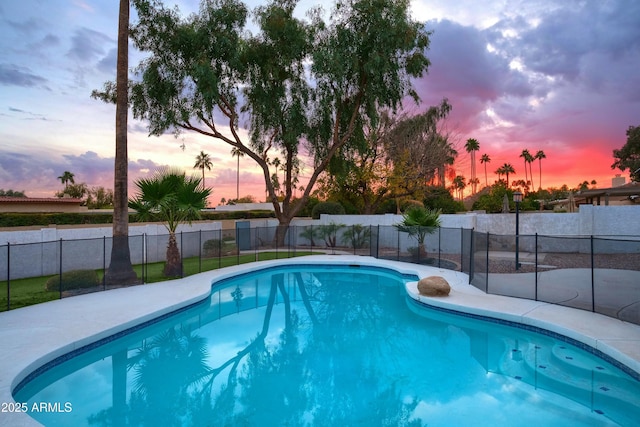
180,231 -> 184,278
103,236 -> 106,289
199,229 -> 202,273
353,225 -> 356,255
292,225 -> 296,258
254,226 -> 259,262
469,228 -> 475,282
486,232 -> 490,294
590,235 -> 595,313
535,233 -> 538,301
438,227 -> 442,268
460,227 -> 463,271
59,238 -> 63,299
143,233 -> 147,283
6,242 -> 10,311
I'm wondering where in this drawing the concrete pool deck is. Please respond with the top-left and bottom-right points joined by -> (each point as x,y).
1,255 -> 639,427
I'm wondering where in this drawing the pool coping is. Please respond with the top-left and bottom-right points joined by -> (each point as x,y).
1,255 -> 639,426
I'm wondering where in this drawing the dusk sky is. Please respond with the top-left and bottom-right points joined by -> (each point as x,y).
1,0 -> 639,204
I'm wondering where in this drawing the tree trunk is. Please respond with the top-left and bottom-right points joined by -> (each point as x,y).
274,220 -> 290,248
105,0 -> 138,287
164,232 -> 183,277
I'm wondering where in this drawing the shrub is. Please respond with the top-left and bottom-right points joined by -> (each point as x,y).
299,226 -> 320,246
400,200 -> 424,212
395,206 -> 441,258
375,199 -> 397,214
423,186 -> 465,213
317,222 -> 345,247
311,201 -> 345,219
202,238 -> 238,257
0,210 -> 276,228
341,224 -> 371,249
45,269 -> 100,292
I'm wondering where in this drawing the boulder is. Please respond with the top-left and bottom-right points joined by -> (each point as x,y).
417,276 -> 451,297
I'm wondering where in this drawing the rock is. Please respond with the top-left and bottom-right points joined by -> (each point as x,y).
417,276 -> 451,297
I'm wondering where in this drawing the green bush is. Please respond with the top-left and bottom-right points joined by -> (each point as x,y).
375,199 -> 398,214
342,224 -> 371,249
423,186 -> 466,213
44,269 -> 101,292
202,238 -> 238,257
316,222 -> 345,247
400,200 -> 424,212
311,201 -> 345,219
0,213 -> 116,227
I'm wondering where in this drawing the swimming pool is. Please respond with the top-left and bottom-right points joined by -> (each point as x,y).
12,263 -> 639,426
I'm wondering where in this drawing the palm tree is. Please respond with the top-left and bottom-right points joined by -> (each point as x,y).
535,150 -> 546,191
519,149 -> 531,186
452,175 -> 466,200
497,163 -> 515,186
395,206 -> 441,258
469,177 -> 480,195
480,153 -> 491,187
129,168 -> 211,277
193,151 -> 212,191
512,179 -> 529,193
105,0 -> 138,287
231,147 -> 244,201
465,138 -> 480,194
57,171 -> 75,189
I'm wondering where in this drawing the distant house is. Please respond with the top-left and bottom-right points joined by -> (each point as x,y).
0,197 -> 86,213
576,181 -> 640,206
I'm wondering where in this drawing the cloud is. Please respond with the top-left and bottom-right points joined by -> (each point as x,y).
0,149 -> 169,197
28,33 -> 61,51
495,0 -> 640,86
66,27 -> 113,62
412,19 -> 533,137
96,47 -> 116,75
0,64 -> 49,88
420,19 -> 527,101
5,17 -> 41,34
8,106 -> 59,121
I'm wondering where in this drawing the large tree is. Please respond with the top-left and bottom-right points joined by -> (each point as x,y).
104,0 -> 139,286
322,100 -> 454,214
118,0 -> 430,244
612,125 -> 640,182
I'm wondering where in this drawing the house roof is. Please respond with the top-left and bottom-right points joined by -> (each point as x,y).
577,182 -> 640,198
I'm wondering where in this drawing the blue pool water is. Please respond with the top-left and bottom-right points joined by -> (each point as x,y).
14,265 -> 640,426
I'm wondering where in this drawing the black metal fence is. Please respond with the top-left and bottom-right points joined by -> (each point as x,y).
1,225 -> 638,325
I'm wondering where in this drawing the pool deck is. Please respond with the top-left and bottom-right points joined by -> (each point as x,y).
1,255 -> 639,427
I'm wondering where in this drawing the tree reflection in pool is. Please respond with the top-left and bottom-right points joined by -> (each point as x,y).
15,265 -> 640,426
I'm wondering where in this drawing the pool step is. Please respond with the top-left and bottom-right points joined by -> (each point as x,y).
497,342 -> 640,425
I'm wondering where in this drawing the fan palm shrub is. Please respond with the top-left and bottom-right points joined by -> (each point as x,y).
129,168 -> 211,277
395,206 -> 441,258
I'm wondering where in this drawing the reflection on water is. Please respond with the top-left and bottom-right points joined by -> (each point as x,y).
15,266 -> 640,427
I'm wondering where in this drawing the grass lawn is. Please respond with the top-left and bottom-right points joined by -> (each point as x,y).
0,251 -> 316,312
